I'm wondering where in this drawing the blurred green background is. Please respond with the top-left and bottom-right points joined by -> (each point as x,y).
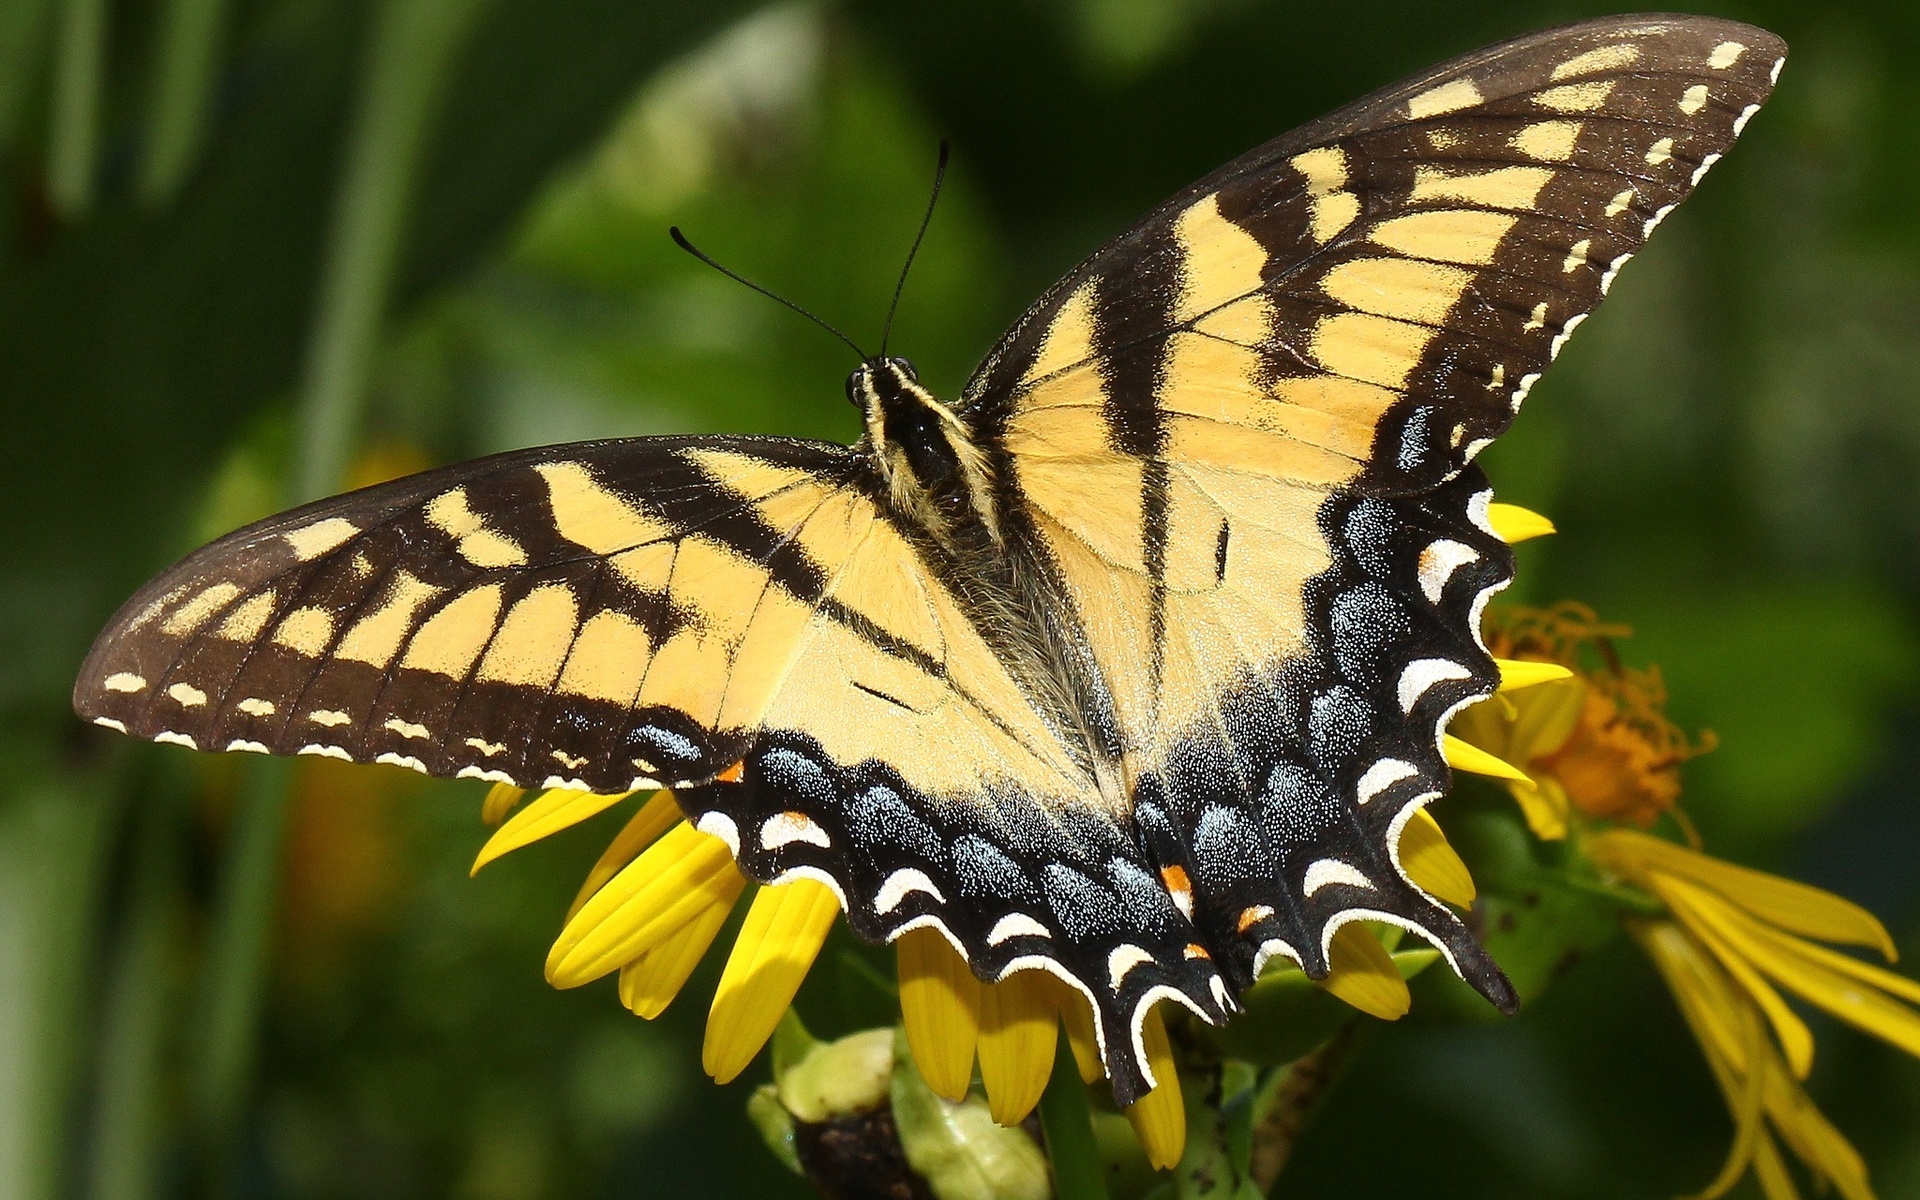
3,0 -> 1918,1196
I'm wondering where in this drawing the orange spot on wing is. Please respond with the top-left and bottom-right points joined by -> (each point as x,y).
1160,865 -> 1191,895
1184,943 -> 1210,959
716,761 -> 745,784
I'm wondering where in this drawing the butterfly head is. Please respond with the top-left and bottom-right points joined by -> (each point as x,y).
844,355 -> 921,409
848,357 -> 999,544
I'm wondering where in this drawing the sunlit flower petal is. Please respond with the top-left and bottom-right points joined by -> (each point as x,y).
1768,1082 -> 1873,1200
1123,1004 -> 1185,1170
481,782 -> 525,826
1747,1135 -> 1800,1200
1055,981 -> 1104,1086
704,877 -> 841,1084
1592,829 -> 1897,960
618,870 -> 745,1018
1485,502 -> 1555,543
546,821 -> 741,987
471,787 -> 632,874
1398,808 -> 1476,907
1651,875 -> 1816,1078
977,970 -> 1057,1125
1508,776 -> 1573,841
897,925 -> 982,1103
566,790 -> 685,921
1658,875 -> 1920,1061
1636,916 -> 1885,1200
1496,658 -> 1574,691
1442,734 -> 1530,782
1636,921 -> 1771,1199
1321,923 -> 1410,1020
1451,675 -> 1586,768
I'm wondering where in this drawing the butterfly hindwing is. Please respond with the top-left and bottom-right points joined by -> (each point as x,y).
966,16 -> 1783,990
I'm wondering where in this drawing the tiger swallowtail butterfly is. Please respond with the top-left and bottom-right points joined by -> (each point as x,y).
75,14 -> 1785,1104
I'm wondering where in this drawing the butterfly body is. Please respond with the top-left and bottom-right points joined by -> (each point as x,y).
75,14 -> 1787,1103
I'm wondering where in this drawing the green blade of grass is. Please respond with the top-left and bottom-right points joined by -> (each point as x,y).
137,0 -> 234,206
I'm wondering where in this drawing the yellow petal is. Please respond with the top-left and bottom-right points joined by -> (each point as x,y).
1768,1081 -> 1874,1200
703,878 -> 841,1085
481,782 -> 526,826
546,821 -> 741,987
1495,658 -> 1574,692
566,791 -> 684,922
1742,918 -> 1920,1009
1055,980 -> 1105,1086
1397,808 -> 1477,907
618,871 -> 745,1019
1486,502 -> 1555,543
1506,777 -> 1571,841
1635,919 -> 1753,1074
1681,981 -> 1768,1200
1654,877 -> 1816,1079
977,969 -> 1057,1126
1755,1036 -> 1873,1200
1748,1130 -> 1803,1200
1686,887 -> 1920,1061
472,787 -> 631,875
1502,676 -> 1586,762
1442,734 -> 1530,782
1123,1004 -> 1185,1171
897,926 -> 981,1103
1592,830 -> 1897,961
1321,923 -> 1410,1020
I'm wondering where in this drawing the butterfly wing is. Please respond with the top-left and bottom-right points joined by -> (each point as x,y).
965,16 -> 1784,998
74,434 -> 1228,1100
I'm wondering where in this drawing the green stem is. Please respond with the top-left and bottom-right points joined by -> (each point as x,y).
87,789 -> 185,1200
137,0 -> 233,206
1038,1029 -> 1108,1200
1247,1024 -> 1366,1195
190,755 -> 290,1165
46,0 -> 108,216
0,0 -> 54,152
0,772 -> 121,1200
291,0 -> 493,505
1547,873 -> 1665,918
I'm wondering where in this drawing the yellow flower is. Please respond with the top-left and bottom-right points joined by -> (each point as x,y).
471,785 -> 1197,1161
1604,827 -> 1920,1200
1447,584 -> 1919,1200
1450,601 -> 1714,839
1594,829 -> 1917,1086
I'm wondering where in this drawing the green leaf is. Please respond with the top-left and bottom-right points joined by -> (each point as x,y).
1208,948 -> 1437,1066
889,1029 -> 1051,1200
1173,1065 -> 1261,1200
1039,1029 -> 1109,1200
745,1084 -> 801,1176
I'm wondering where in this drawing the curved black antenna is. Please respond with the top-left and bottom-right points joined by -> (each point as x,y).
669,226 -> 869,362
879,139 -> 950,358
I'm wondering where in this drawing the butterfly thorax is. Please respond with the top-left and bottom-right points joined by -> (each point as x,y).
850,358 -> 1000,547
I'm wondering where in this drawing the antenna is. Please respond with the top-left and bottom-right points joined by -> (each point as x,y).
669,226 -> 870,362
879,139 -> 950,358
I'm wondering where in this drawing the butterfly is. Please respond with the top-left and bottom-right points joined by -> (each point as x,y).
75,14 -> 1784,1104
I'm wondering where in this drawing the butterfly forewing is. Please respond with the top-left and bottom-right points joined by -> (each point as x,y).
966,16 -> 1783,993
75,435 -> 1230,1101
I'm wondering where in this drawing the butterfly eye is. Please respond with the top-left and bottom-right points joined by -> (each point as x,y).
891,358 -> 919,383
844,369 -> 866,407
